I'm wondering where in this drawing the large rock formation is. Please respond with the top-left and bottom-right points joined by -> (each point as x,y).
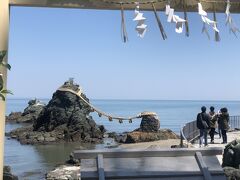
6,99 -> 45,123
222,139 -> 240,168
9,79 -> 105,144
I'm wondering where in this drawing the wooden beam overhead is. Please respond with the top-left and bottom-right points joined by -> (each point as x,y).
8,0 -> 240,13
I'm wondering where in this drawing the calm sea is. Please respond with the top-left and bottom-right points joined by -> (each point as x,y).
4,99 -> 240,179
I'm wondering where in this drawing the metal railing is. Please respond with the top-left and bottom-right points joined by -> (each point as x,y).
180,120 -> 199,147
229,116 -> 240,130
180,115 -> 240,147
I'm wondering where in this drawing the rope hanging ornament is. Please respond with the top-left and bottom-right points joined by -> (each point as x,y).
101,0 -> 240,5
151,2 -> 167,40
102,0 -> 167,5
57,86 -> 158,124
108,117 -> 113,121
225,0 -> 240,37
213,3 -> 220,41
198,2 -> 216,40
133,2 -> 147,38
182,0 -> 189,37
165,2 -> 186,34
100,0 -> 240,41
198,2 -> 209,39
120,3 -> 128,42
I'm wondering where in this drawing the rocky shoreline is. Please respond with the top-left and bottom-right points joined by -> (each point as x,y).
4,79 -> 187,180
6,80 -> 179,146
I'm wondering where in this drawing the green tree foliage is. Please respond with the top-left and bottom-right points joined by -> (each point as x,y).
0,50 -> 13,101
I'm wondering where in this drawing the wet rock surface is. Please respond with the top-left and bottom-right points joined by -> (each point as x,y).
9,80 -> 105,145
3,166 -> 18,180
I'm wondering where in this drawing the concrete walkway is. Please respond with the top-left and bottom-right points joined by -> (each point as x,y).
192,130 -> 240,148
192,130 -> 240,164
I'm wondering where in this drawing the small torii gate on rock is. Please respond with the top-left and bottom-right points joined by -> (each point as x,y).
1,0 -> 240,178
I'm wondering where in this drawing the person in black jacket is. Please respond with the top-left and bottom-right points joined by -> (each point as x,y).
218,108 -> 230,144
197,106 -> 210,147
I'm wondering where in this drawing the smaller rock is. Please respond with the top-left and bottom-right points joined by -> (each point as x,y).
65,153 -> 80,165
5,112 -> 22,122
37,135 -> 45,142
98,125 -> 106,133
20,99 -> 45,123
10,135 -> 17,139
3,166 -> 18,180
107,132 -> 127,143
223,139 -> 240,168
139,115 -> 160,132
223,166 -> 240,180
43,133 -> 51,138
5,99 -> 45,123
45,137 -> 56,142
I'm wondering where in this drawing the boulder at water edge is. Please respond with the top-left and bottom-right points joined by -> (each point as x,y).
113,114 -> 179,143
3,166 -> 18,180
139,115 -> 160,132
222,139 -> 240,168
125,129 -> 179,143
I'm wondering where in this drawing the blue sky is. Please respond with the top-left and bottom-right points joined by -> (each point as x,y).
7,6 -> 240,100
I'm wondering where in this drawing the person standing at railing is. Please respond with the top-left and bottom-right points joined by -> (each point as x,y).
218,107 -> 230,144
208,106 -> 218,144
197,106 -> 210,147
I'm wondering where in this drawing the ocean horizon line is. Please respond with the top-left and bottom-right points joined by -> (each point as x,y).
6,98 -> 240,102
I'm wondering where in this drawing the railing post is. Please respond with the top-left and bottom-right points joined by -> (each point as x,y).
180,130 -> 183,147
0,0 -> 10,179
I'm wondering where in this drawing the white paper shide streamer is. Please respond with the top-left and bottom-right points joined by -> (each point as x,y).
225,0 -> 239,37
165,4 -> 186,33
133,2 -> 147,38
198,3 -> 219,39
